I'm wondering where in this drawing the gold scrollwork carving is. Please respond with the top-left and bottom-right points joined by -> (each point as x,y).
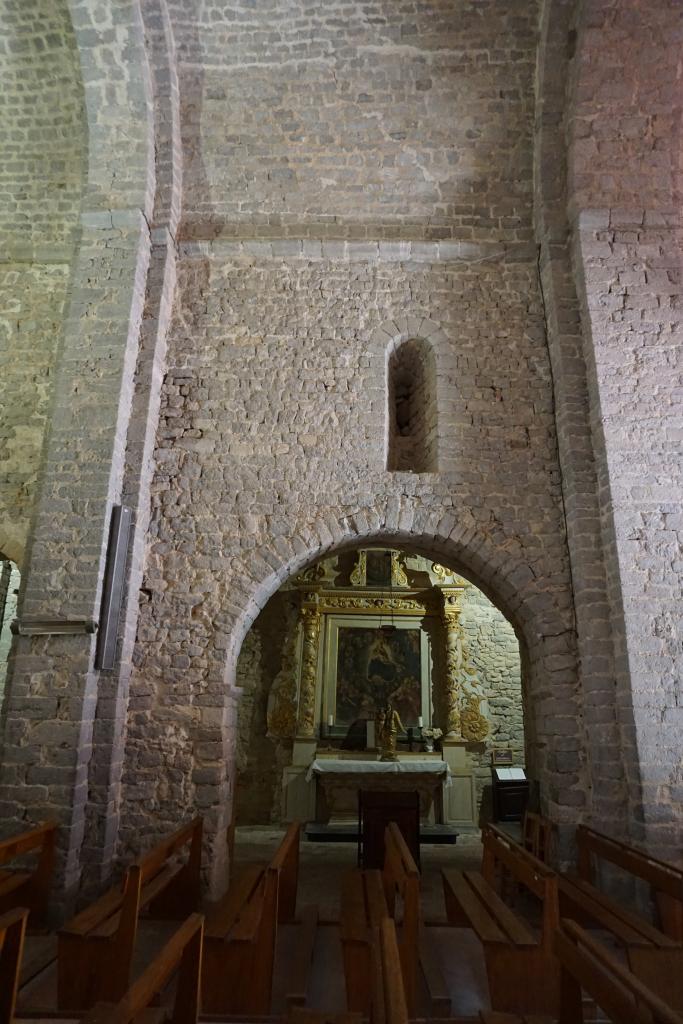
461,695 -> 489,743
350,551 -> 367,587
296,606 -> 321,737
391,551 -> 409,588
322,595 -> 425,612
295,563 -> 325,585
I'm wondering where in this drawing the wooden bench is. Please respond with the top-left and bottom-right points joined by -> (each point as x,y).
522,812 -> 553,866
57,816 -> 203,1011
342,822 -> 449,1017
82,913 -> 204,1024
0,822 -> 57,927
555,918 -> 683,1024
201,820 -> 302,1015
371,917 -> 409,1024
0,908 -> 29,1024
442,824 -> 560,1015
342,867 -> 388,1013
558,825 -> 683,1009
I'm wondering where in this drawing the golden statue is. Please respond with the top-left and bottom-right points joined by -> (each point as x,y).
375,701 -> 404,762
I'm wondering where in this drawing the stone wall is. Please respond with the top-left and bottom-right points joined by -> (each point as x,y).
567,0 -> 683,850
1,0 -> 680,905
0,0 -> 86,563
116,0 -> 588,885
169,0 -> 539,241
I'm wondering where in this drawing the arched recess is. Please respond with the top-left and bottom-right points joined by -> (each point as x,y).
234,546 -> 526,828
386,338 -> 438,472
138,500 -> 582,896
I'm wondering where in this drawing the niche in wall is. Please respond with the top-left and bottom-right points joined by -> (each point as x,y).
234,549 -> 524,825
386,338 -> 438,472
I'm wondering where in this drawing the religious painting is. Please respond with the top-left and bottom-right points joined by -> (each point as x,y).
331,622 -> 424,728
366,550 -> 392,587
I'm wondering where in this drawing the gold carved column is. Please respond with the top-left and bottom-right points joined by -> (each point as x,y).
296,592 -> 321,738
441,587 -> 466,738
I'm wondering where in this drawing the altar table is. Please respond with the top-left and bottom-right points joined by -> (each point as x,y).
306,757 -> 451,823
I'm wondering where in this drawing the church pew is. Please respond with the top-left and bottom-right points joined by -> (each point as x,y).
442,824 -> 560,1015
201,821 -> 302,1014
0,822 -> 57,926
342,822 -> 449,1017
80,913 -> 204,1024
371,918 -> 409,1024
57,816 -> 203,1011
522,811 -> 553,866
0,908 -> 29,1024
558,825 -> 683,1008
342,868 -> 388,1013
555,919 -> 683,1024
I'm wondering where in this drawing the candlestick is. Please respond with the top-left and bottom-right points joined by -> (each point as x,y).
418,716 -> 423,728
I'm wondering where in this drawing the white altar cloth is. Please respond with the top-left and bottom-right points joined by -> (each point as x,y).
306,758 -> 452,788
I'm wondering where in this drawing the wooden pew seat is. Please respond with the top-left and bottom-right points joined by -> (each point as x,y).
201,821 -> 302,1015
442,825 -> 560,1015
56,816 -> 203,1012
559,825 -> 683,1009
342,822 -> 448,1018
556,918 -> 683,1024
341,869 -> 388,1013
82,913 -> 204,1024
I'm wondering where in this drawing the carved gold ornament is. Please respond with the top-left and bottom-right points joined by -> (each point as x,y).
391,551 -> 409,588
461,695 -> 489,742
350,551 -> 367,587
296,606 -> 321,737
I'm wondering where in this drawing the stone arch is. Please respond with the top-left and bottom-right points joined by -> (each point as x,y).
187,499 -> 584,880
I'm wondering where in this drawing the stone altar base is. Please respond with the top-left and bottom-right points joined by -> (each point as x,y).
315,772 -> 442,823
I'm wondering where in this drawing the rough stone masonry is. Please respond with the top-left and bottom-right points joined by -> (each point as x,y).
0,0 -> 680,906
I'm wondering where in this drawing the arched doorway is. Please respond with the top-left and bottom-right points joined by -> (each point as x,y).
234,545 -> 525,831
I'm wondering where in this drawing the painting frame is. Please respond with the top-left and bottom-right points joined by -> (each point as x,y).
320,613 -> 432,732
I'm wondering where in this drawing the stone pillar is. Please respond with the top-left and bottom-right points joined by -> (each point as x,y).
296,594 -> 321,738
440,587 -> 466,738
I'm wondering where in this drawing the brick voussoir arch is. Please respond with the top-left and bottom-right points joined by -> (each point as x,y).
224,498 -> 573,678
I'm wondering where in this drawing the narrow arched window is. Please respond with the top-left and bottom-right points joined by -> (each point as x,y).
386,338 -> 438,472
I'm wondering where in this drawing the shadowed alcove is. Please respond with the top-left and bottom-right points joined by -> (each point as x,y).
234,546 -> 524,829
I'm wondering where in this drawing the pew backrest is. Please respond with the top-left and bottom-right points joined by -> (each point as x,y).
59,817 -> 203,1011
0,907 -> 29,1024
371,917 -> 409,1024
482,824 -> 559,944
0,822 -> 57,923
522,810 -> 553,865
135,816 -> 203,916
555,918 -> 683,1024
269,821 -> 301,922
83,913 -> 204,1024
577,825 -> 683,939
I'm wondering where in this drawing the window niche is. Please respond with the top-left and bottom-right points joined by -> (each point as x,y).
386,338 -> 438,472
